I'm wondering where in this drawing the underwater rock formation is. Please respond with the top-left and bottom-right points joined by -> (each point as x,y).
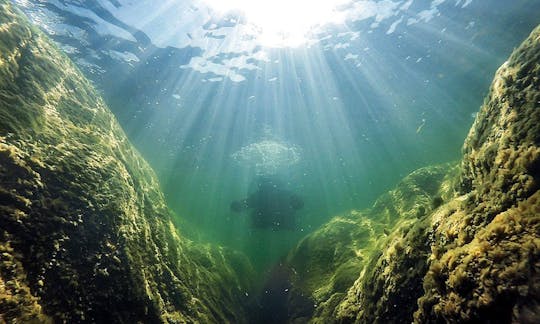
413,23 -> 540,323
280,164 -> 458,323
1,0 -> 539,322
0,2 -> 253,323
279,25 -> 540,323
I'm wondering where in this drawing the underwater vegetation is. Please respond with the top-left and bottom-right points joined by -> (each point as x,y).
269,25 -> 540,324
0,2 -> 252,322
0,0 -> 539,323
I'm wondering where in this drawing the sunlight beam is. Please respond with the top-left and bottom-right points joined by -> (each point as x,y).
202,0 -> 350,47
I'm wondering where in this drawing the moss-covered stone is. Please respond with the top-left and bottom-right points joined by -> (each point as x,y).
279,25 -> 540,324
414,24 -> 540,323
0,2 -> 253,322
2,1 -> 539,322
281,164 -> 457,323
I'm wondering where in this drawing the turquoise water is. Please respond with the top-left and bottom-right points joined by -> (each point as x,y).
14,0 -> 540,271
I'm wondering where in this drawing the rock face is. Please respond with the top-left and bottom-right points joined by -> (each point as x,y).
414,24 -> 540,323
0,2 -> 252,323
1,0 -> 539,322
279,164 -> 459,323
280,26 -> 540,323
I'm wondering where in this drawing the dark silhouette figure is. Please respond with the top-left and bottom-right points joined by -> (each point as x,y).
231,177 -> 304,230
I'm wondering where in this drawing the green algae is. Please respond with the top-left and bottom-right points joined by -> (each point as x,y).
0,2 -> 253,322
279,25 -> 540,324
414,25 -> 540,323
1,1 -> 539,322
280,163 -> 458,323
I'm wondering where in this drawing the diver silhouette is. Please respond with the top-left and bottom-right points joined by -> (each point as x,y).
231,177 -> 304,230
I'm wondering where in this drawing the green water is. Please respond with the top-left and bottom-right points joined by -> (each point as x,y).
14,0 -> 540,272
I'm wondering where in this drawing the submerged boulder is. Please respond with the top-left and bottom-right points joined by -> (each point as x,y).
281,164 -> 458,323
279,25 -> 540,323
414,23 -> 540,323
0,2 -> 253,323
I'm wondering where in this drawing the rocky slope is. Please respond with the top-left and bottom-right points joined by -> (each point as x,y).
278,25 -> 540,323
1,0 -> 539,322
0,2 -> 253,323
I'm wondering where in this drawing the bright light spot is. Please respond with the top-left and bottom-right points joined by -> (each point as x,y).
231,140 -> 301,175
202,0 -> 351,47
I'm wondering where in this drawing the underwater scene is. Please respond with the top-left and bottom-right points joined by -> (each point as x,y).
0,0 -> 539,323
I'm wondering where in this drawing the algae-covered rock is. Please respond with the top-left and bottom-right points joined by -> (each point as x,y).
0,2 -> 253,322
2,0 -> 539,322
414,24 -> 540,323
281,164 -> 457,323
279,25 -> 540,323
